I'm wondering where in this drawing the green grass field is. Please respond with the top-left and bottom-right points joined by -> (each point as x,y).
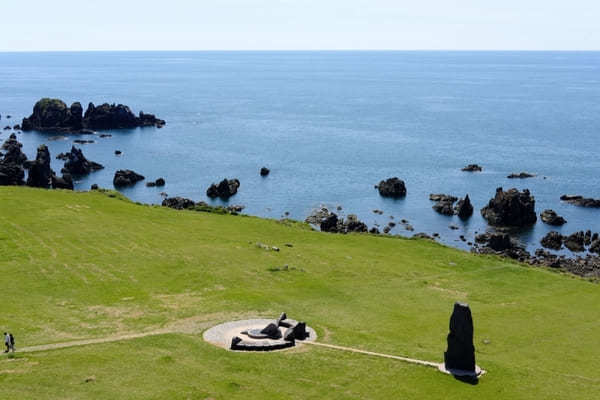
0,186 -> 598,399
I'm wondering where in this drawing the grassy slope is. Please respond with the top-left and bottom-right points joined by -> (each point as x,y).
0,186 -> 598,399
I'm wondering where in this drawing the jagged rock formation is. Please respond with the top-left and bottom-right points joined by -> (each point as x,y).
0,134 -> 26,185
444,302 -> 476,373
481,187 -> 536,226
21,98 -> 165,133
61,146 -> 104,175
260,167 -> 270,176
376,177 -> 406,197
206,178 -> 240,199
26,145 -> 54,188
455,195 -> 474,219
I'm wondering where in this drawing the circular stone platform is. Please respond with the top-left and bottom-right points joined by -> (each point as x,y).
203,319 -> 317,351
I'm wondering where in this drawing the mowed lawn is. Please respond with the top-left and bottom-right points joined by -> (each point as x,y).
0,186 -> 598,399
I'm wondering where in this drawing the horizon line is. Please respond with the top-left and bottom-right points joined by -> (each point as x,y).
1,49 -> 600,54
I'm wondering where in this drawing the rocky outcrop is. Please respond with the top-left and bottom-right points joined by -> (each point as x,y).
444,303 -> 476,373
260,167 -> 270,176
0,135 -> 26,186
540,209 -> 567,226
461,164 -> 482,172
376,177 -> 406,198
61,146 -> 104,175
51,173 -> 74,190
541,231 -> 563,250
481,187 -> 536,226
306,208 -> 368,234
113,169 -> 145,187
26,145 -> 54,188
161,197 -> 196,210
429,194 -> 458,216
146,178 -> 166,187
206,178 -> 240,199
560,195 -> 600,208
455,195 -> 474,219
564,232 -> 585,252
507,172 -> 536,179
21,98 -> 165,133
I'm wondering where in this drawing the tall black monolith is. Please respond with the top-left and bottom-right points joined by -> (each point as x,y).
444,302 -> 476,372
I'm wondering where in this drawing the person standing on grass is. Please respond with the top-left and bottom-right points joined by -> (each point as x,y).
9,333 -> 15,353
3,332 -> 9,353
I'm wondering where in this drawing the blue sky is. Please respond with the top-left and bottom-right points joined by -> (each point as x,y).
2,0 -> 599,51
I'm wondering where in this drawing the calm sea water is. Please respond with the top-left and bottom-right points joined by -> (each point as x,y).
1,51 -> 599,253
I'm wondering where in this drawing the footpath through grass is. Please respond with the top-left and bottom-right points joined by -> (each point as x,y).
0,187 -> 598,399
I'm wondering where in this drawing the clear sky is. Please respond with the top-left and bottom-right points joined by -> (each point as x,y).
2,0 -> 599,51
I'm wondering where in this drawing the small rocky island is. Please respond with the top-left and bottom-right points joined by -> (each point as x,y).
376,177 -> 406,197
481,187 -> 537,226
21,98 -> 165,133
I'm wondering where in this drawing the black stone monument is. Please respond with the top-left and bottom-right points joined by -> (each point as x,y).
444,302 -> 476,373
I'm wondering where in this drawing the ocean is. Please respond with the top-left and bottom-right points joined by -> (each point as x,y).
1,51 -> 599,253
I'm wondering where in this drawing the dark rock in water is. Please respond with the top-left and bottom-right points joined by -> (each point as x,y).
344,214 -> 368,233
51,173 -> 74,190
590,240 -> 600,254
541,231 -> 563,250
91,184 -> 99,190
488,233 -> 513,251
260,167 -> 270,176
481,187 -> 537,227
206,178 -> 240,199
2,126 -> 10,130
383,226 -> 391,234
147,178 -> 165,187
369,227 -> 380,234
455,195 -> 474,219
162,196 -> 196,210
113,169 -> 144,187
99,134 -> 112,138
507,172 -> 536,179
73,139 -> 94,144
430,194 -> 458,215
540,209 -> 567,226
444,302 -> 476,373
1,134 -> 27,165
115,150 -> 122,155
259,323 -> 281,339
560,194 -> 600,208
21,98 -> 165,132
564,232 -> 585,252
461,164 -> 482,172
320,213 -> 339,233
26,145 -> 53,188
13,124 -> 21,131
376,177 -> 406,198
61,146 -> 104,175
56,152 -> 69,161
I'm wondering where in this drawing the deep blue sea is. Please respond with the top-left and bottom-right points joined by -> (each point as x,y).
1,51 -> 599,253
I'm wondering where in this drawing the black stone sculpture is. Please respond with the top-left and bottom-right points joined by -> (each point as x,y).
259,323 -> 281,339
444,302 -> 476,373
293,322 -> 308,340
